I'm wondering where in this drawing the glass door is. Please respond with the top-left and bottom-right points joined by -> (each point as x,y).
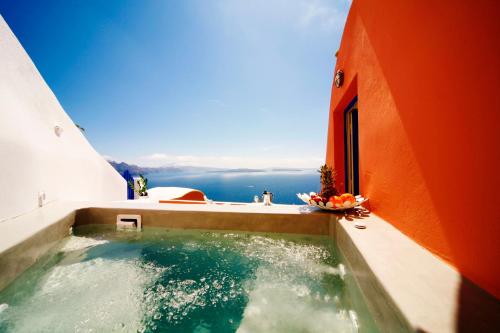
344,100 -> 359,195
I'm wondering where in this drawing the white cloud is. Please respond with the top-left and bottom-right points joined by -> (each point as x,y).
132,153 -> 322,169
260,145 -> 282,152
101,155 -> 114,161
298,0 -> 349,33
216,0 -> 350,35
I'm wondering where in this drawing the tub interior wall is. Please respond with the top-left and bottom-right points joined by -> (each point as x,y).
74,208 -> 334,236
0,212 -> 74,291
335,220 -> 412,332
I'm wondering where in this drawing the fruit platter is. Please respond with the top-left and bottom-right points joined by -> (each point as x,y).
297,192 -> 367,211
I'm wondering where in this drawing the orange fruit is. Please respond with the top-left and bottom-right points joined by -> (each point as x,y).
340,193 -> 356,207
329,196 -> 344,208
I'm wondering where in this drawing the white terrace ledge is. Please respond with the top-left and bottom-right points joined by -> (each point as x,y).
337,213 -> 458,332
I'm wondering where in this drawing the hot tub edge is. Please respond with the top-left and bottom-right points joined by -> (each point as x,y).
0,211 -> 75,292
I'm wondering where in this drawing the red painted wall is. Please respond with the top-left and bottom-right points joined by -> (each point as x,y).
326,0 -> 500,298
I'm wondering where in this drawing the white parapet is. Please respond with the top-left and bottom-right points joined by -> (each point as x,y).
0,15 -> 126,222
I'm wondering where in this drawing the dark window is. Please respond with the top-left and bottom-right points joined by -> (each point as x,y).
344,98 -> 359,195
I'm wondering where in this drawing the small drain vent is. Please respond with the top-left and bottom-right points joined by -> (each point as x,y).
116,214 -> 142,231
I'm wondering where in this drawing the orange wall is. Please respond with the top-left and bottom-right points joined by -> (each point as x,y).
326,0 -> 500,298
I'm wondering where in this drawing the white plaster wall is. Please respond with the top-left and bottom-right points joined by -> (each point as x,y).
0,16 -> 126,222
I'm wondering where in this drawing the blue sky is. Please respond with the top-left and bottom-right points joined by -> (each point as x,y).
0,0 -> 350,168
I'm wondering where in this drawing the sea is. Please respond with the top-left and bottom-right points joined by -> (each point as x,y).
144,170 -> 320,205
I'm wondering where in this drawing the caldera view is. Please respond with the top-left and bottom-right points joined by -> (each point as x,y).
0,0 -> 498,332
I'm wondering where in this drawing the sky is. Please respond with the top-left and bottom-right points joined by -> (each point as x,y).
0,0 -> 350,169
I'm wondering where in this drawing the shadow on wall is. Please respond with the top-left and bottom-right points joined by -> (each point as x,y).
456,277 -> 500,332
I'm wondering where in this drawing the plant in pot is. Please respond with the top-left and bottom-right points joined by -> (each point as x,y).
128,174 -> 148,199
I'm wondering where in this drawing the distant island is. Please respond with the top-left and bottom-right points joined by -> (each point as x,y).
107,161 -> 220,176
107,160 -> 313,176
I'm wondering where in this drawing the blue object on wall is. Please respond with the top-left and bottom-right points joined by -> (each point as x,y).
122,170 -> 134,200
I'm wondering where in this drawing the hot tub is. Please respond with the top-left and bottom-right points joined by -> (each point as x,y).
0,224 -> 379,333
6,202 -> 488,332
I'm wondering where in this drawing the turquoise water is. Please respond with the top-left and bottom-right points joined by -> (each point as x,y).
0,226 -> 378,333
145,170 -> 319,204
